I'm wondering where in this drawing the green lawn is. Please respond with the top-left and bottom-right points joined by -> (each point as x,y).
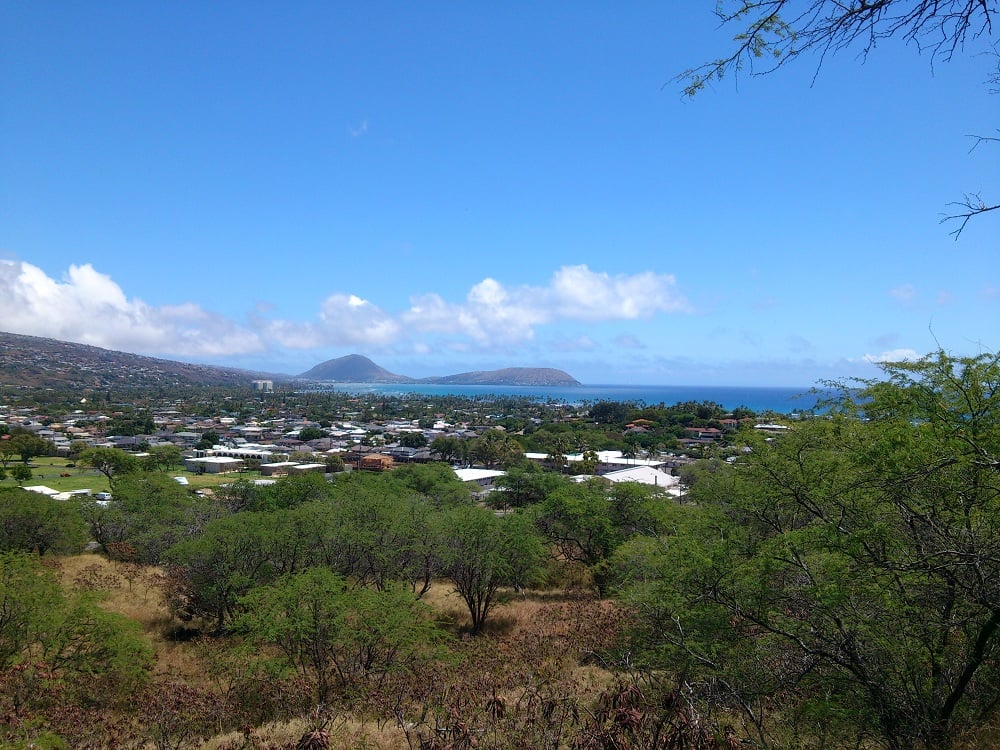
2,456 -> 264,493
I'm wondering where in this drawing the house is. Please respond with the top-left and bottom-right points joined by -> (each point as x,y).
683,427 -> 723,440
260,461 -> 299,476
603,465 -> 681,495
289,463 -> 326,475
359,454 -> 394,472
454,467 -> 505,494
184,456 -> 244,474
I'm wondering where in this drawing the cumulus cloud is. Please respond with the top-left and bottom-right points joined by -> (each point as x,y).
549,265 -> 690,318
0,260 -> 263,357
262,293 -> 401,348
863,348 -> 922,364
3,260 -> 691,360
396,265 -> 688,344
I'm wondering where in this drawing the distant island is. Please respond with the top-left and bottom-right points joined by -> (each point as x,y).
298,354 -> 581,387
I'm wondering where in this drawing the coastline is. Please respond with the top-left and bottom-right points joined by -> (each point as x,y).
300,381 -> 828,414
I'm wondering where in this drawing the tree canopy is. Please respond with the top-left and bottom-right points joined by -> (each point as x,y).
617,351 -> 1000,748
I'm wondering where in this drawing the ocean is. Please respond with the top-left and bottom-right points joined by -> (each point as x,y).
306,382 -> 829,415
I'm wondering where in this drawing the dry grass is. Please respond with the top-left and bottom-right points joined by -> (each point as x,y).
54,553 -> 214,682
201,715 -> 418,750
36,556 -> 632,749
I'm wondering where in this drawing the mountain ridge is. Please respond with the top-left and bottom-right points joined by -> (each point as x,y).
0,331 -> 280,389
0,332 -> 582,389
297,355 -> 581,387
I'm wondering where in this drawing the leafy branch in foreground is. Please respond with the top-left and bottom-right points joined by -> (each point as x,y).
618,351 -> 1000,749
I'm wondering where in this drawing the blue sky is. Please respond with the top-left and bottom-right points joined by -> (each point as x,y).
2,2 -> 996,386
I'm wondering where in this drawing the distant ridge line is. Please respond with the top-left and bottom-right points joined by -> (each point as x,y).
297,354 -> 581,387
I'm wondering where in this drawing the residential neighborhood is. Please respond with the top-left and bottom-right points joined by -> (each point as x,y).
0,380 -> 768,502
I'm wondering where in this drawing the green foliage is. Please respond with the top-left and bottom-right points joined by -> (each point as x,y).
105,411 -> 155,436
0,552 -> 63,666
196,430 -> 220,450
437,505 -> 546,634
589,400 -> 633,425
253,472 -> 332,511
391,462 -> 474,508
490,465 -> 569,510
80,472 -> 220,563
235,567 -> 442,702
78,446 -> 141,489
470,429 -> 523,469
143,444 -> 183,472
0,488 -> 88,555
398,431 -> 428,448
8,464 -> 32,485
324,453 -> 345,473
620,352 -> 1000,749
165,512 -> 282,630
296,426 -> 325,442
429,435 -> 468,464
42,594 -> 153,701
0,552 -> 151,700
533,479 -> 667,594
1,430 -> 56,466
311,477 -> 443,593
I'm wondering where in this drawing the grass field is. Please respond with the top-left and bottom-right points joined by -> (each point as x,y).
1,455 -> 266,494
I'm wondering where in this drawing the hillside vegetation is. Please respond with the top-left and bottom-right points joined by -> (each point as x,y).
1,350 -> 998,749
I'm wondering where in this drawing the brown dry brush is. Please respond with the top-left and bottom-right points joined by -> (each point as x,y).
378,596 -> 730,749
390,676 -> 731,750
0,662 -> 142,749
573,679 -> 731,750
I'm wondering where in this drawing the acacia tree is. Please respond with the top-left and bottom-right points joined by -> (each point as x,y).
143,443 -> 184,472
622,352 -> 1000,749
0,552 -> 152,701
0,487 -> 88,555
78,446 -> 141,492
1,431 -> 55,467
164,513 -> 281,631
235,567 -> 440,703
682,0 -> 997,235
437,506 -> 545,634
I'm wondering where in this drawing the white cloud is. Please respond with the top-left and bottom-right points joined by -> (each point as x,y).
395,265 -> 689,346
0,260 -> 263,357
263,293 -> 401,348
3,260 -> 692,360
863,348 -> 922,364
549,265 -> 690,319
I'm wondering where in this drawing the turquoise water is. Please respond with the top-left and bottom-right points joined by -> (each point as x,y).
306,382 -> 829,414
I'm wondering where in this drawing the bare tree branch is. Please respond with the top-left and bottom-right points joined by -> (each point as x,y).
677,1 -> 996,94
942,193 -> 1000,238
